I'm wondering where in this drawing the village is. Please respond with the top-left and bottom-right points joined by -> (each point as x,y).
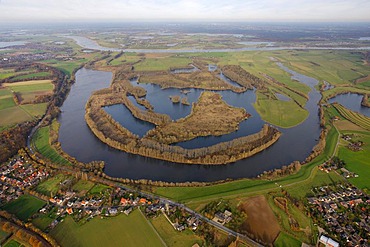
0,155 -> 205,236
308,184 -> 370,246
0,156 -> 50,204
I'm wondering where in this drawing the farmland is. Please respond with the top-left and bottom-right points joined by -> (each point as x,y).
0,80 -> 52,129
2,195 -> 45,221
150,214 -> 203,247
332,103 -> 370,131
337,131 -> 370,192
50,210 -> 164,247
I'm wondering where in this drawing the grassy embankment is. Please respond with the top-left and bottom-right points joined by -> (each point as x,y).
32,125 -> 71,166
50,210 -> 165,247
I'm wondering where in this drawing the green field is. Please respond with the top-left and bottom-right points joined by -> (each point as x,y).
3,239 -> 24,247
50,210 -> 164,247
72,180 -> 95,193
0,88 -> 16,110
109,53 -> 142,66
151,214 -> 203,247
273,50 -> 370,86
32,126 -> 71,166
4,80 -> 54,103
135,56 -> 192,71
0,69 -> 16,80
2,195 -> 45,221
35,174 -> 71,196
338,131 -> 370,192
20,103 -> 47,117
4,80 -> 54,93
42,59 -> 87,77
88,184 -> 111,195
10,72 -> 52,82
0,228 -> 11,243
274,232 -> 301,247
32,214 -> 55,231
254,90 -> 308,128
0,81 -> 50,128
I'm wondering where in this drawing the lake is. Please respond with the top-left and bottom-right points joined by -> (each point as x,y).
58,66 -> 365,182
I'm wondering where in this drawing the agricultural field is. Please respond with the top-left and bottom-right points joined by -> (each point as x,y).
3,239 -> 25,247
0,80 -> 51,128
88,184 -> 111,195
150,214 -> 203,247
3,80 -> 54,103
1,195 -> 45,221
0,88 -> 16,110
273,50 -> 370,86
71,179 -> 95,193
274,232 -> 301,247
134,56 -> 192,71
337,131 -> 370,192
9,72 -> 52,82
238,195 -> 280,245
50,210 -> 164,247
333,103 -> 370,131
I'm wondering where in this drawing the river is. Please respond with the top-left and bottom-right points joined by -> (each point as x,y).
66,36 -> 370,53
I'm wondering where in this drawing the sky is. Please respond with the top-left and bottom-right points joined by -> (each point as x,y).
0,0 -> 370,22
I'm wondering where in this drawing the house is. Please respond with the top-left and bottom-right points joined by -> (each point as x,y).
124,207 -> 133,216
120,197 -> 129,206
66,208 -> 73,215
319,235 -> 339,247
139,198 -> 147,204
109,208 -> 118,215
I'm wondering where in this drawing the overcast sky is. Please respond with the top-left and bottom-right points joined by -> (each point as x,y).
1,0 -> 370,22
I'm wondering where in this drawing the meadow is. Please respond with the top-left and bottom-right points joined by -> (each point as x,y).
50,210 -> 164,247
2,195 -> 45,221
338,131 -> 370,192
35,174 -> 71,196
253,90 -> 308,128
0,80 -> 51,129
150,214 -> 203,247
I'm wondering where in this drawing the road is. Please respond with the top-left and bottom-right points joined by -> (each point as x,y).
110,182 -> 263,247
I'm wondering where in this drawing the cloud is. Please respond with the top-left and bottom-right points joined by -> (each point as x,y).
0,0 -> 369,21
